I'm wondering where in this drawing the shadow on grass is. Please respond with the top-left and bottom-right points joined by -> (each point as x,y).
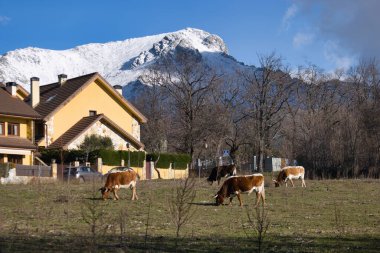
190,202 -> 216,206
84,197 -> 104,201
1,234 -> 379,253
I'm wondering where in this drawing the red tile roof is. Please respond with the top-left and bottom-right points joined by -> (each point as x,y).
28,72 -> 147,123
0,88 -> 41,119
0,136 -> 37,150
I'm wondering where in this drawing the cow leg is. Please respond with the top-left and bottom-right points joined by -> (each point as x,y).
217,176 -> 221,185
290,179 -> 295,187
111,189 -> 116,200
254,192 -> 261,208
261,189 -> 266,207
237,193 -> 243,207
302,178 -> 306,187
113,189 -> 119,200
131,186 -> 138,200
229,197 -> 233,205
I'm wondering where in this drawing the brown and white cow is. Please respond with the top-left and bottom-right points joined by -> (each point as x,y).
213,174 -> 265,207
207,164 -> 237,185
273,166 -> 306,188
99,170 -> 139,200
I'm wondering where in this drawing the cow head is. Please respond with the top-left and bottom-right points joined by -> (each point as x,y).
99,187 -> 110,200
272,179 -> 280,187
207,178 -> 214,185
213,193 -> 224,206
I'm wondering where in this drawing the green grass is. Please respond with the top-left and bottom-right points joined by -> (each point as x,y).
0,177 -> 379,252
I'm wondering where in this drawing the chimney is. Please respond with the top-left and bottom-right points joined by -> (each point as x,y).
5,82 -> 17,96
30,77 -> 40,107
113,85 -> 123,95
58,74 -> 67,86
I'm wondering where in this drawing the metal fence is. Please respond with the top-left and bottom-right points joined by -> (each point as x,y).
189,157 -> 258,178
15,164 -> 52,177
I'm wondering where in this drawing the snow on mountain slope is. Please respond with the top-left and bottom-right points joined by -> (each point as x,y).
0,28 -> 246,98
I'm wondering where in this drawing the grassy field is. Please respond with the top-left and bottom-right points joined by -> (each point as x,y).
0,176 -> 379,252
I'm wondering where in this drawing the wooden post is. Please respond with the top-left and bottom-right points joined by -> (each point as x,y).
142,160 -> 146,180
97,157 -> 103,174
51,162 -> 57,179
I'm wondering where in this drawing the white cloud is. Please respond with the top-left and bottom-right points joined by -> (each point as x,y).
293,32 -> 314,48
282,4 -> 298,30
293,0 -> 380,62
0,16 -> 10,25
323,41 -> 355,71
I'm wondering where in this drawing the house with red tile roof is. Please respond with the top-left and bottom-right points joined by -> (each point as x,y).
26,73 -> 146,152
0,83 -> 41,165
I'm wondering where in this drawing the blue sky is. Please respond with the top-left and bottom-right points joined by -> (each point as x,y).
0,0 -> 378,72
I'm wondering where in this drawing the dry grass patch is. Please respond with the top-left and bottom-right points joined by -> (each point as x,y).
0,178 -> 379,252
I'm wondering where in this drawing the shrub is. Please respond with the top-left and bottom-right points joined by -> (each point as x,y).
39,149 -> 91,165
147,153 -> 191,169
98,150 -> 145,167
79,135 -> 113,152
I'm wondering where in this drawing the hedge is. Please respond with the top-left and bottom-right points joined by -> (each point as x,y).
39,149 -> 145,167
99,150 -> 145,167
39,149 -> 95,164
146,153 -> 191,169
39,149 -> 190,169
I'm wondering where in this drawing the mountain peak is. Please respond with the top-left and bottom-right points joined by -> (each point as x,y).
0,28 -> 237,95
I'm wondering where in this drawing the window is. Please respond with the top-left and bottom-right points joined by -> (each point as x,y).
7,155 -> 23,164
8,123 -> 20,136
0,122 -> 4,135
89,110 -> 97,116
35,122 -> 45,140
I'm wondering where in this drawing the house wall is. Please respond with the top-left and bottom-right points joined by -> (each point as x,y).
0,116 -> 34,166
99,164 -> 188,180
0,116 -> 29,138
22,155 -> 32,165
67,121 -> 137,150
0,153 -> 32,165
45,79 -> 141,148
152,167 -> 189,180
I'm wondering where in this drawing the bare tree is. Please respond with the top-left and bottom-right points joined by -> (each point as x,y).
238,52 -> 294,171
243,206 -> 270,253
138,67 -> 169,153
168,178 -> 197,246
293,64 -> 344,178
210,76 -> 252,166
143,48 -> 222,168
345,58 -> 380,177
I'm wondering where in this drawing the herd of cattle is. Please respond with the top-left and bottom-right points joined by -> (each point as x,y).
99,164 -> 306,207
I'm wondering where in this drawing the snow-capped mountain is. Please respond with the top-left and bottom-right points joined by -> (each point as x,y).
0,28 -> 246,99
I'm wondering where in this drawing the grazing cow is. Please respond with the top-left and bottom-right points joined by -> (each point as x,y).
207,164 -> 237,185
273,166 -> 306,188
213,174 -> 265,207
99,170 -> 139,200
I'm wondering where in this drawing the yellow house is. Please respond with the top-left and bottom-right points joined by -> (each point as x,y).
0,83 -> 41,165
26,73 -> 147,151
